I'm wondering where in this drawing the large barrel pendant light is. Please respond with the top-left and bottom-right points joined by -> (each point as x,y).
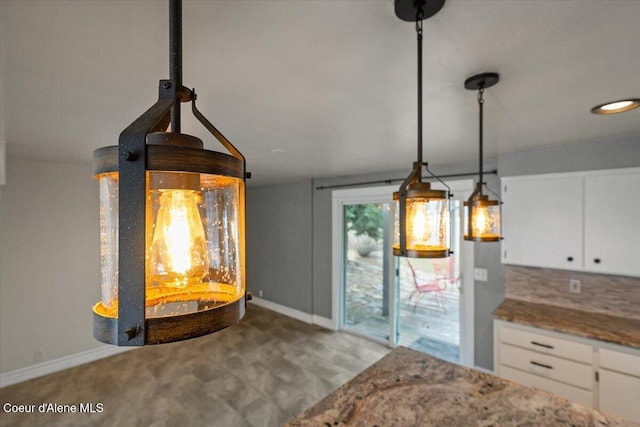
464,72 -> 502,242
393,0 -> 451,259
92,0 -> 250,346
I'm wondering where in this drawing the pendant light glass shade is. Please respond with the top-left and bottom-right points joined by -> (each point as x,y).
393,181 -> 450,258
464,184 -> 500,242
94,169 -> 245,321
463,72 -> 501,242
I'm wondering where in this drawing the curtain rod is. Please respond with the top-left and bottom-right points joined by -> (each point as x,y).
314,169 -> 498,190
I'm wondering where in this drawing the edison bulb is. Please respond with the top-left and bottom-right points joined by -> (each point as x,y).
410,202 -> 431,244
150,190 -> 209,288
473,205 -> 489,235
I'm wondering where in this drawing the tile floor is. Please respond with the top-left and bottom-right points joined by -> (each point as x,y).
0,305 -> 390,427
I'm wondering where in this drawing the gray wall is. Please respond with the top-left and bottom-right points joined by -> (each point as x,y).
472,172 -> 505,370
246,180 -> 313,313
498,134 -> 640,177
0,158 -> 102,373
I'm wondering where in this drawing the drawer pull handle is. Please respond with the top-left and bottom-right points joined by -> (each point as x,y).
530,361 -> 553,370
530,341 -> 554,349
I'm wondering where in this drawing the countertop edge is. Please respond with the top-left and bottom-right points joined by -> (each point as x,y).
493,298 -> 640,350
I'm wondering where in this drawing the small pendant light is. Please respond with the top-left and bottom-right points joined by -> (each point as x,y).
92,0 -> 250,346
393,0 -> 451,258
464,72 -> 501,242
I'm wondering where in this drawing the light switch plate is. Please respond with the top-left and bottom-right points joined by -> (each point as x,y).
474,268 -> 488,282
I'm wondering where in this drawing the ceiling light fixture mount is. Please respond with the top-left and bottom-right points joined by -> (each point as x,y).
394,0 -> 445,21
464,72 -> 501,242
92,0 -> 249,346
591,98 -> 640,115
393,0 -> 451,259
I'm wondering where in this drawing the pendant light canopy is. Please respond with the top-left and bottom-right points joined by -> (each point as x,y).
464,72 -> 501,242
92,0 -> 249,346
393,0 -> 451,259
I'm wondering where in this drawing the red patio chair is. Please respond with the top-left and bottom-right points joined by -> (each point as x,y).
405,258 -> 451,313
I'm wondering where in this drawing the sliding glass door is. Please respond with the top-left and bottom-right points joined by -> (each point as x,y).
332,181 -> 474,364
333,186 -> 396,346
342,202 -> 393,341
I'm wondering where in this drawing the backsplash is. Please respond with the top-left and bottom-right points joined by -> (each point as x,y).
505,266 -> 640,321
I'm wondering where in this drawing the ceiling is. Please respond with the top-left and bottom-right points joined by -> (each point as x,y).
2,0 -> 639,186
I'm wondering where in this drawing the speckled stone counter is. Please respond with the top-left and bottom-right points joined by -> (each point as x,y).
494,298 -> 640,349
287,347 -> 636,426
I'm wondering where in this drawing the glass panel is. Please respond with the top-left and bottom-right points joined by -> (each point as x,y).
201,174 -> 245,300
393,197 -> 450,255
97,172 -> 119,311
396,199 -> 462,363
145,172 -> 245,318
464,201 -> 500,241
93,171 -> 245,319
343,203 -> 389,340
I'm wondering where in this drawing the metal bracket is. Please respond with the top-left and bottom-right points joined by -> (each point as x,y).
117,80 -> 175,346
192,94 -> 247,181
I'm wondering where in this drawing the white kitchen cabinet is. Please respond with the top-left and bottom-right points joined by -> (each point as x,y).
494,320 -> 640,422
501,168 -> 640,277
584,173 -> 640,277
598,348 -> 640,422
501,175 -> 583,270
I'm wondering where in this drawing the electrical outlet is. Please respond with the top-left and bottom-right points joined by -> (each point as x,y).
569,279 -> 581,293
258,290 -> 263,298
474,268 -> 488,282
34,350 -> 43,363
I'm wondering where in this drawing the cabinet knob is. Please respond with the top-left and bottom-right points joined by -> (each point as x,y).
567,256 -> 573,262
594,258 -> 601,264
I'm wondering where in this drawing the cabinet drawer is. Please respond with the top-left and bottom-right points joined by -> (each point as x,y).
500,344 -> 593,390
500,325 -> 593,364
500,365 -> 592,407
599,348 -> 640,377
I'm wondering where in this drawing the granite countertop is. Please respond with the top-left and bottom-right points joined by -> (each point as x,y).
287,347 -> 636,426
494,298 -> 640,350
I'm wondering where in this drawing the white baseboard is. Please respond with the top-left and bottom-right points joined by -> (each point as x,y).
0,346 -> 133,388
249,297 -> 313,323
249,297 -> 336,330
313,314 -> 338,331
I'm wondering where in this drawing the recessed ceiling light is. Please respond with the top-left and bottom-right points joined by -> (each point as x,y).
591,99 -> 640,115
271,148 -> 287,153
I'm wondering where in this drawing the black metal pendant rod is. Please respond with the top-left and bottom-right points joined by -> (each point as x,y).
170,0 -> 182,132
465,72 -> 499,190
478,87 -> 484,189
416,19 -> 423,169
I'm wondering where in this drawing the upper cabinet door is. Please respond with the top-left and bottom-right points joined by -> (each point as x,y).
584,172 -> 640,277
501,176 -> 583,270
